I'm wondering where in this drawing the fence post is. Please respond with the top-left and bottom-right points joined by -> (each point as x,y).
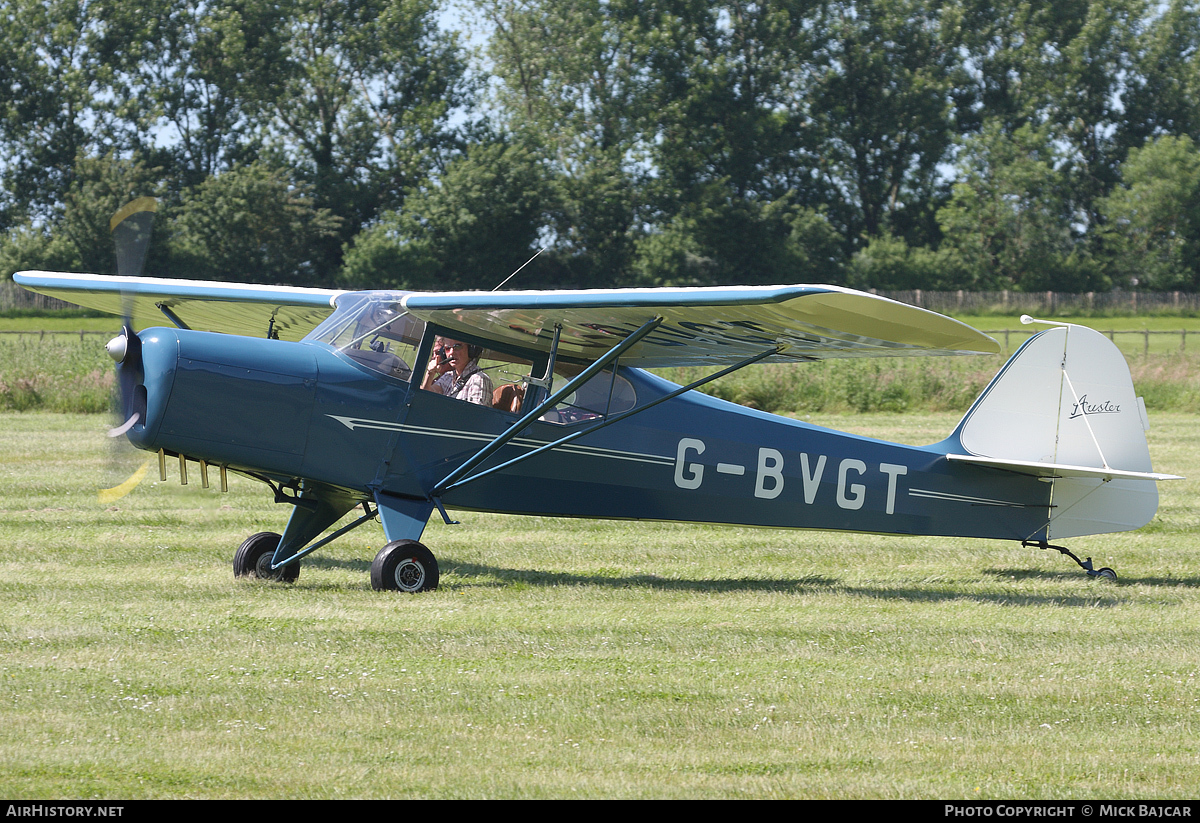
1144,329 -> 1150,357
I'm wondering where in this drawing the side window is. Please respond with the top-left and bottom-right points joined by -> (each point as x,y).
541,367 -> 635,425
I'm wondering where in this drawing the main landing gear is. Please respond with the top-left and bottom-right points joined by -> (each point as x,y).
232,532 -> 440,592
1024,540 -> 1117,580
232,491 -> 443,592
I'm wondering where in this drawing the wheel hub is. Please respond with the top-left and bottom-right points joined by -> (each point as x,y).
255,553 -> 276,578
394,558 -> 425,591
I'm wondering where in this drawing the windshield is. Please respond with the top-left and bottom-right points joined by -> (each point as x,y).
305,292 -> 425,380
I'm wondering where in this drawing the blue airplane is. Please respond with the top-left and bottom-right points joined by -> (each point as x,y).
13,199 -> 1180,590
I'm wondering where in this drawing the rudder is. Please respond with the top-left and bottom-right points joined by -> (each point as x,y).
951,323 -> 1170,539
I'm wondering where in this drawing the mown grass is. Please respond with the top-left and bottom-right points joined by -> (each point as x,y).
1,412 -> 1197,799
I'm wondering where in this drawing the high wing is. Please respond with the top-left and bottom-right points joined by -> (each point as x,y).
12,271 -> 342,342
13,272 -> 998,364
400,284 -> 999,367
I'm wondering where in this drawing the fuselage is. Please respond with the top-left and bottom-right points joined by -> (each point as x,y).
127,326 -> 1054,543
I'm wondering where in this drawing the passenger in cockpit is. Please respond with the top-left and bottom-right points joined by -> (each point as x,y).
421,337 -> 494,406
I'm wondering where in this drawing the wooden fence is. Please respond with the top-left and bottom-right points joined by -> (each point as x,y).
873,289 -> 1200,314
0,280 -> 79,311
979,327 -> 1193,355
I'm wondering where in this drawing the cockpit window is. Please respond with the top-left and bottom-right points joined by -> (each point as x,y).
540,366 -> 636,425
306,295 -> 638,421
305,293 -> 424,381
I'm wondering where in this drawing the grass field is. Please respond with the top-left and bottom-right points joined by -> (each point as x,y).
1,411 -> 1197,799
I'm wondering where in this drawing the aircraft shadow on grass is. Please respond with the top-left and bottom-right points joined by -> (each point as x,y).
303,554 -> 1200,603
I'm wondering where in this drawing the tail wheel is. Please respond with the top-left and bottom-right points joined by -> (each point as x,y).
234,531 -> 300,583
371,540 -> 439,593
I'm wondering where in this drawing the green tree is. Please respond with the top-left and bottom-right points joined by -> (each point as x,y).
169,163 -> 343,285
846,232 -> 958,291
1052,0 -> 1146,226
636,1 -> 842,284
956,0 -> 1146,227
0,152 -> 166,276
0,0 -> 137,226
1100,135 -> 1200,290
806,0 -> 963,245
1119,0 -> 1200,150
938,124 -> 1101,290
123,0 -> 289,188
341,141 -> 551,290
481,0 -> 649,286
247,0 -> 473,280
633,201 -> 846,286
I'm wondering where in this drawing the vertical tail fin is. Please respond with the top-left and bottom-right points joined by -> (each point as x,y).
950,323 -> 1177,539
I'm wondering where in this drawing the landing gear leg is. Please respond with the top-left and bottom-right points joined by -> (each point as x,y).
369,493 -> 438,592
1024,540 -> 1117,580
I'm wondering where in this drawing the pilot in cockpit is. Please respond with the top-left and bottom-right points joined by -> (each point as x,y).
420,336 -> 494,406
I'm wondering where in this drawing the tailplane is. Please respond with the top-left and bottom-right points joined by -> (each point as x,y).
949,322 -> 1179,539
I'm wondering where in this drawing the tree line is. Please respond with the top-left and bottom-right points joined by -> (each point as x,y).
2,0 -> 1200,294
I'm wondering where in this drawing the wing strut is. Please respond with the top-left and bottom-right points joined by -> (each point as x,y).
429,316 -> 665,498
157,302 -> 192,330
437,344 -> 785,495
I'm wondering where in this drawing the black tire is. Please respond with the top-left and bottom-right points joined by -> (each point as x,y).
371,540 -> 439,592
233,531 -> 300,583
1094,567 -> 1117,581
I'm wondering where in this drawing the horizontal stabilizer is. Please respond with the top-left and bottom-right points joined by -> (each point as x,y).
947,453 -> 1182,482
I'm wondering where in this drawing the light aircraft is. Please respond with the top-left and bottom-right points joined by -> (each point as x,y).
14,199 -> 1181,590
